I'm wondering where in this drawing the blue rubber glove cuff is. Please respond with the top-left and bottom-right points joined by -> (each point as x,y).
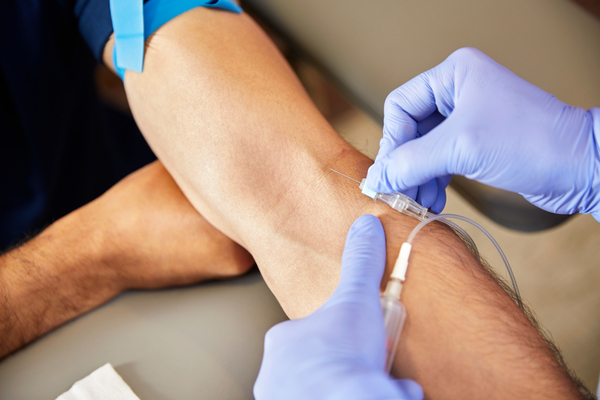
110,0 -> 242,80
588,107 -> 600,223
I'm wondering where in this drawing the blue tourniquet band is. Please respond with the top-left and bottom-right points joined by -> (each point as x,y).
110,0 -> 144,74
110,0 -> 242,80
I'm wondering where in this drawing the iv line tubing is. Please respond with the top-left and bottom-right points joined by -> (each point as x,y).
429,213 -> 480,260
407,213 -> 522,308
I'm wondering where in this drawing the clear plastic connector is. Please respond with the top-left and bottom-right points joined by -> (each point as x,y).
360,179 -> 429,220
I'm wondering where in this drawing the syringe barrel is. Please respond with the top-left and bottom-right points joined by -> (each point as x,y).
381,293 -> 407,373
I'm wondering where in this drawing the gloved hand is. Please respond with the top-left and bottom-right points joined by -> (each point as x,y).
367,47 -> 600,220
254,215 -> 423,400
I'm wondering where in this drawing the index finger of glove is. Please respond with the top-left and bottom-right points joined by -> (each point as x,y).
377,60 -> 457,163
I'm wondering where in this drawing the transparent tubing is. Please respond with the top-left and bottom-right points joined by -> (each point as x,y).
407,213 -> 522,308
427,212 -> 480,260
357,177 -> 479,258
381,279 -> 407,373
371,190 -> 479,258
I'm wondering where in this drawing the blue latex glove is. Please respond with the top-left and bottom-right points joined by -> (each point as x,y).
254,215 -> 423,400
367,47 -> 600,221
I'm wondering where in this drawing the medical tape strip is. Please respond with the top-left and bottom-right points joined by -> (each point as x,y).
110,0 -> 242,80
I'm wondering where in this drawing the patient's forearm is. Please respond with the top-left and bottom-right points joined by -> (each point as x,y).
110,8 -> 584,399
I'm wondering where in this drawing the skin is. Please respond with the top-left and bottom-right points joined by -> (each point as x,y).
0,161 -> 254,359
102,7 -> 587,400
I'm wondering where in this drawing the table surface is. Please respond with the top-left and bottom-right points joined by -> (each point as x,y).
0,271 -> 287,400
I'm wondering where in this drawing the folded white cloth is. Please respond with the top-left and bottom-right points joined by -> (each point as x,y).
56,363 -> 140,400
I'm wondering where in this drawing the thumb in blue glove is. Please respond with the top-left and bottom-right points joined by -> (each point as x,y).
367,47 -> 600,221
253,214 -> 423,400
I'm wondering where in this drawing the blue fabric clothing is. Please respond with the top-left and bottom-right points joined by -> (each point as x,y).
0,0 -> 156,250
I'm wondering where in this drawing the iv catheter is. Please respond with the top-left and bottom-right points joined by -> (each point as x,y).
329,168 -> 522,373
327,169 -> 429,219
327,170 -> 479,255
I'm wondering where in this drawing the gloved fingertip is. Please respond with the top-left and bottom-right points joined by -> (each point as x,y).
394,379 -> 424,400
415,180 -> 438,209
430,180 -> 447,214
347,215 -> 385,244
400,186 -> 419,201
365,163 -> 379,189
375,137 -> 394,162
430,198 -> 446,214
366,162 -> 389,193
439,175 -> 453,189
350,214 -> 382,232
